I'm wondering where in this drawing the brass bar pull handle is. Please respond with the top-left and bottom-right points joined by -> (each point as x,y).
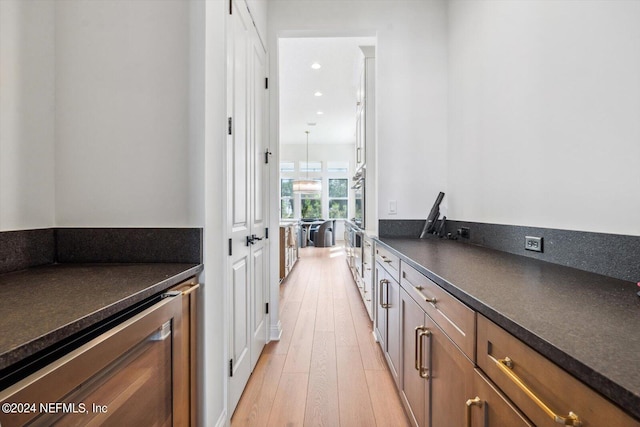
181,283 -> 200,296
495,357 -> 582,426
414,326 -> 423,371
412,285 -> 437,304
418,328 -> 431,379
379,279 -> 390,308
465,397 -> 483,427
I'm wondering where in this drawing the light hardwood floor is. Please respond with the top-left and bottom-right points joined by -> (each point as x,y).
231,246 -> 411,427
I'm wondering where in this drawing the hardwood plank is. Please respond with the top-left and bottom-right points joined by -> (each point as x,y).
282,255 -> 319,372
281,305 -> 315,371
336,345 -> 377,427
282,259 -> 309,303
365,370 -> 412,427
263,299 -> 300,355
314,257 -> 335,332
231,353 -> 286,427
333,296 -> 358,347
346,277 -> 387,371
266,372 -> 309,427
304,331 -> 340,427
233,246 -> 410,427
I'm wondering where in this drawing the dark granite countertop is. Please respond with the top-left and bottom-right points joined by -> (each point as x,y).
375,237 -> 640,420
0,263 -> 202,371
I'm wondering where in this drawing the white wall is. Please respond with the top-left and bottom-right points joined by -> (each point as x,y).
0,0 -> 55,231
54,0 -> 193,227
1,0 -> 200,229
268,0 -> 449,222
447,0 -> 640,236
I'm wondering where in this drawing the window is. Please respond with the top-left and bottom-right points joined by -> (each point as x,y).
301,193 -> 322,219
300,161 -> 322,173
280,161 -> 295,173
328,178 -> 348,219
327,161 -> 349,173
280,179 -> 294,219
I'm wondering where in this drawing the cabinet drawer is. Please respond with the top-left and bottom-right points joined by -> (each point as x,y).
467,369 -> 533,427
375,244 -> 400,281
363,237 -> 373,260
477,315 -> 640,427
401,262 -> 475,361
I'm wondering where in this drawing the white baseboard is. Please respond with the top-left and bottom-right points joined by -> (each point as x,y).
269,320 -> 282,341
214,409 -> 228,427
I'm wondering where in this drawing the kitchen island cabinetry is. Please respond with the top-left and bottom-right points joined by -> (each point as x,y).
279,223 -> 298,281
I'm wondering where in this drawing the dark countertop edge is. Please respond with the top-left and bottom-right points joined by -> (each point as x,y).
373,238 -> 640,420
344,220 -> 377,238
0,264 -> 203,371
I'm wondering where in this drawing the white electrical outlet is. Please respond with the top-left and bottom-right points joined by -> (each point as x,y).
389,200 -> 397,215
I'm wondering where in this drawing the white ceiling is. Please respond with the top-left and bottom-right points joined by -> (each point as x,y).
278,37 -> 376,145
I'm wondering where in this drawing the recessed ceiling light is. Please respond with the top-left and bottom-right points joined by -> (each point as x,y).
316,111 -> 324,115
314,91 -> 323,97
311,62 -> 321,70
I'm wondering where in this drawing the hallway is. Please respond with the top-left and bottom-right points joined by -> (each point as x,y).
231,246 -> 410,426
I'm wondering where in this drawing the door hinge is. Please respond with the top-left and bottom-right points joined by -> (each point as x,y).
229,359 -> 233,377
264,149 -> 272,164
229,0 -> 232,15
228,117 -> 232,135
228,238 -> 232,256
265,227 -> 269,239
266,302 -> 269,314
265,77 -> 269,89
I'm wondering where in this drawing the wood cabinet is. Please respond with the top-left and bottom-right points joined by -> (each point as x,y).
170,278 -> 199,426
398,263 -> 475,427
375,258 -> 401,388
466,369 -> 533,427
361,235 -> 374,319
400,261 -> 475,360
477,314 -> 640,427
374,242 -> 640,426
279,224 -> 298,281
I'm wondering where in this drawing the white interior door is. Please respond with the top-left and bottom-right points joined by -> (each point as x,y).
249,35 -> 268,369
227,0 -> 268,415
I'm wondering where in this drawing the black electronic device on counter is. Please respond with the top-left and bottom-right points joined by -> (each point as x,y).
420,192 -> 445,238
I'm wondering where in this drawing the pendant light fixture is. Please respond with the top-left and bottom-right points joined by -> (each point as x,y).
293,130 -> 322,193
